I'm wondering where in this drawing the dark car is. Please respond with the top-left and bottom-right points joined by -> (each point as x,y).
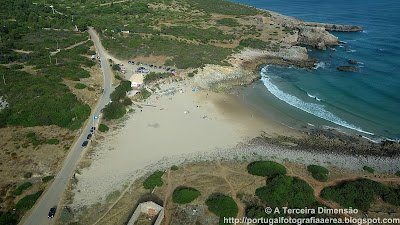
132,61 -> 135,64
48,207 -> 56,218
159,66 -> 162,69
163,67 -> 166,70
82,141 -> 88,148
166,68 -> 171,71
90,126 -> 96,133
136,62 -> 140,65
171,69 -> 176,73
150,65 -> 153,68
87,133 -> 92,140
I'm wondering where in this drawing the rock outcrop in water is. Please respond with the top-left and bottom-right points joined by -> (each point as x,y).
348,60 -> 358,64
337,66 -> 359,71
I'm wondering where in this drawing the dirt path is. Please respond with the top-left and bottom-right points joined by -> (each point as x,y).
217,161 -> 245,219
163,170 -> 176,225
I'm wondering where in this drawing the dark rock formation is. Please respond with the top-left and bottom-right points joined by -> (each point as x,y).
348,60 -> 358,64
337,66 -> 359,71
306,23 -> 363,32
330,54 -> 333,58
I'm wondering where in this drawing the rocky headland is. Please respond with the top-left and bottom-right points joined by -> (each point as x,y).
192,11 -> 362,91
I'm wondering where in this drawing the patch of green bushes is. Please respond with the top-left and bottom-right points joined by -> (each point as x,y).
15,191 -> 43,211
23,172 -> 33,178
172,187 -> 201,204
239,38 -> 268,49
247,161 -> 286,177
47,139 -> 59,145
363,166 -> 375,173
74,83 -> 87,89
171,165 -> 179,171
321,179 -> 400,211
206,194 -> 238,225
143,72 -> 172,83
42,175 -> 54,183
255,175 -> 316,208
143,171 -> 164,189
0,212 -> 19,225
396,171 -> 400,177
12,182 -> 32,196
98,124 -> 109,132
307,165 -> 329,182
59,208 -> 74,223
217,18 -> 240,27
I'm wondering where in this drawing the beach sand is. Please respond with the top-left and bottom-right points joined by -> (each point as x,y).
72,81 -> 302,207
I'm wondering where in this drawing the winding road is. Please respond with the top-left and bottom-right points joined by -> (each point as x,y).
22,28 -> 113,225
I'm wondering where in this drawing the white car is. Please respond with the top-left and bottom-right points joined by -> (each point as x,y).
142,69 -> 150,73
118,63 -> 124,66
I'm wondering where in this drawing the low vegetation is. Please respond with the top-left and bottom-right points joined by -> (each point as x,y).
15,191 -> 43,212
103,80 -> 131,120
143,171 -> 164,189
171,165 -> 179,171
11,182 -> 32,196
172,187 -> 201,204
74,83 -> 87,89
256,175 -> 316,208
396,171 -> 400,177
363,166 -> 375,173
247,161 -> 287,177
307,165 -> 329,182
42,175 -> 55,183
98,124 -> 109,132
217,18 -> 241,27
321,179 -> 400,211
206,194 -> 238,225
143,72 -> 172,83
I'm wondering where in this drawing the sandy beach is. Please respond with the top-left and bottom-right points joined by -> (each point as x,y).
72,80 -> 301,207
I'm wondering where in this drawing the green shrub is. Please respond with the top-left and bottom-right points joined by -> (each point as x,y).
59,208 -> 74,223
122,97 -> 132,106
103,101 -> 126,120
307,165 -> 329,175
115,75 -> 123,80
255,175 -> 316,208
26,133 -> 35,138
312,172 -> 328,182
396,171 -> 400,177
363,166 -> 375,173
206,194 -> 238,225
47,139 -> 59,145
23,172 -> 33,178
143,171 -> 164,189
15,190 -> 43,211
247,161 -> 286,177
98,124 -> 109,132
171,165 -> 179,171
88,87 -> 95,91
187,72 -> 195,77
112,64 -> 121,71
216,18 -> 240,27
173,187 -> 201,204
239,38 -> 268,49
31,139 -> 40,146
74,83 -> 87,89
42,175 -> 55,183
164,59 -> 174,66
139,89 -> 152,100
143,72 -> 171,83
0,212 -> 19,225
321,179 -> 400,211
12,182 -> 33,196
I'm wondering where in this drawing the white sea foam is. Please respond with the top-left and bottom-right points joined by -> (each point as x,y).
0,96 -> 8,112
307,93 -> 322,101
346,49 -> 356,52
260,66 -> 374,136
314,62 -> 325,69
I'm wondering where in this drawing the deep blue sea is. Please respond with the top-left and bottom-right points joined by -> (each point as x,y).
230,0 -> 400,141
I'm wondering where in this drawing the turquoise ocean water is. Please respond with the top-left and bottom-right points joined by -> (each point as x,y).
230,0 -> 400,142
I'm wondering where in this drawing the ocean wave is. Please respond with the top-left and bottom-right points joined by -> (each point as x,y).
307,93 -> 322,101
260,66 -> 374,136
314,62 -> 325,69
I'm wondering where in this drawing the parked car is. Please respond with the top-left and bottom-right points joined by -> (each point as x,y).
166,68 -> 171,71
171,69 -> 176,73
82,141 -> 88,148
159,66 -> 162,69
90,127 -> 96,133
128,61 -> 131,64
136,62 -> 140,65
131,61 -> 135,64
163,67 -> 166,69
48,207 -> 56,218
118,63 -> 123,66
87,133 -> 92,140
150,65 -> 153,68
142,69 -> 150,73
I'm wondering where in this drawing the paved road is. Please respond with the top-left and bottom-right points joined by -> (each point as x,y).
22,28 -> 113,225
